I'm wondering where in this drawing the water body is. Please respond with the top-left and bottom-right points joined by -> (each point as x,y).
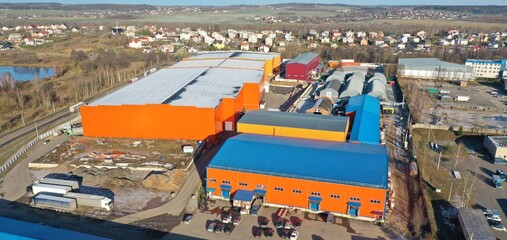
0,66 -> 55,82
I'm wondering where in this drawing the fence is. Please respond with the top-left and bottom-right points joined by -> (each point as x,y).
0,116 -> 81,175
411,123 -> 507,136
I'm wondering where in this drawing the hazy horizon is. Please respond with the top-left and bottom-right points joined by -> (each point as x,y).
1,0 -> 507,6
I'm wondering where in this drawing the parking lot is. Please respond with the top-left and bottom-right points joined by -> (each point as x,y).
170,200 -> 391,240
437,136 -> 507,239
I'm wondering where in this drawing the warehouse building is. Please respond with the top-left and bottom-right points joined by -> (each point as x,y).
339,72 -> 366,99
319,79 -> 343,100
237,110 -> 349,142
81,51 -> 280,141
346,95 -> 381,145
398,58 -> 474,81
484,136 -> 507,160
285,52 -> 321,80
465,59 -> 506,79
206,133 -> 389,221
306,97 -> 334,115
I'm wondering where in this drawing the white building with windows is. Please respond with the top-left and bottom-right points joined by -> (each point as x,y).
465,59 -> 506,79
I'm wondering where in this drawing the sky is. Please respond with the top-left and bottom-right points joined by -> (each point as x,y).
1,0 -> 507,6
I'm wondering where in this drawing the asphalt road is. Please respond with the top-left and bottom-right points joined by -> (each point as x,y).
0,134 -> 70,202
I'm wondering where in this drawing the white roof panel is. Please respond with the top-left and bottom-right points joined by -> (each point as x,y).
220,59 -> 265,70
171,59 -> 224,68
187,52 -> 234,59
166,68 -> 264,108
89,68 -> 208,106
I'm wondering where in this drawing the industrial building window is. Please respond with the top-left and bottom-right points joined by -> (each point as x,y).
274,187 -> 284,191
222,180 -> 231,184
239,182 -> 248,187
292,190 -> 302,194
370,200 -> 381,204
350,197 -> 360,201
330,194 -> 340,199
256,184 -> 266,189
209,178 -> 216,183
311,192 -> 321,196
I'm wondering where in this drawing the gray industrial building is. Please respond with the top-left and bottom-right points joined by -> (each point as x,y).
484,136 -> 507,160
398,58 -> 474,81
339,71 -> 365,98
319,79 -> 344,100
458,208 -> 495,240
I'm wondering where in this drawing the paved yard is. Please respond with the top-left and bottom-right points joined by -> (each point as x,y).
170,200 -> 391,240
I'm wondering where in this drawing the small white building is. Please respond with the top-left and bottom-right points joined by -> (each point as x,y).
484,136 -> 507,160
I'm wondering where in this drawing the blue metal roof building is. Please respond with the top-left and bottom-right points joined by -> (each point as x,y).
346,95 -> 381,145
0,217 -> 111,240
208,133 -> 388,189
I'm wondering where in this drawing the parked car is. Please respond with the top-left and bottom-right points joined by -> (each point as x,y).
222,214 -> 232,223
224,224 -> 233,235
207,222 -> 216,233
264,227 -> 274,238
293,217 -> 302,228
43,139 -> 50,144
290,230 -> 299,240
284,221 -> 292,229
491,223 -> 507,232
497,169 -> 507,181
260,217 -> 270,228
183,214 -> 193,224
251,205 -> 260,216
280,229 -> 289,239
275,217 -> 284,229
486,214 -> 502,222
233,216 -> 241,226
483,208 -> 494,215
253,228 -> 262,238
214,223 -> 224,234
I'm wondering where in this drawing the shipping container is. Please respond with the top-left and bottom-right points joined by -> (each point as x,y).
30,183 -> 71,195
32,194 -> 77,211
427,88 -> 439,94
64,192 -> 113,211
38,178 -> 80,191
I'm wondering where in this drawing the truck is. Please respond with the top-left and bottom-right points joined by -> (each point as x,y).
31,194 -> 77,211
66,127 -> 84,136
64,192 -> 113,211
493,175 -> 503,189
37,178 -> 80,191
454,96 -> 470,102
69,102 -> 85,113
29,183 -> 71,196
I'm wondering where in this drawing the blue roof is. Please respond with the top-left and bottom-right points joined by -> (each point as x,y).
346,95 -> 381,145
0,217 -> 111,240
208,134 -> 389,189
233,190 -> 255,201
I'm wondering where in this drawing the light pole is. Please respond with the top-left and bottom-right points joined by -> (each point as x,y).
35,123 -> 39,138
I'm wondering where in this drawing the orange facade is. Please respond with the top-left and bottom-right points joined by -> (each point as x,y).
81,75 -> 266,141
207,168 -> 387,219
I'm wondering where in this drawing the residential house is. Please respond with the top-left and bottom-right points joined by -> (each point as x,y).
265,37 -> 273,46
240,41 -> 249,51
159,44 -> 174,53
360,38 -> 368,46
8,33 -> 23,42
248,34 -> 258,44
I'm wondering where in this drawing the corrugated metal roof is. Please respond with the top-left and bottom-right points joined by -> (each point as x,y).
34,183 -> 71,191
208,134 -> 389,189
0,217 -> 111,240
367,80 -> 388,101
326,71 -> 345,82
230,52 -> 280,60
219,59 -> 266,69
340,72 -> 365,98
238,110 -> 348,132
64,192 -> 108,200
89,68 -> 208,106
187,51 -> 234,59
309,97 -> 334,112
171,59 -> 224,68
233,189 -> 255,201
346,95 -> 380,145
288,52 -> 319,65
165,68 -> 264,107
398,58 -> 473,71
458,208 -> 495,240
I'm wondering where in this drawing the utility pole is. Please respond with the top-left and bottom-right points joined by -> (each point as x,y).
21,112 -> 26,126
437,151 -> 442,170
448,181 -> 454,202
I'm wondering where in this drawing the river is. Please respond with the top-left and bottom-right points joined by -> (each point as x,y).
0,66 -> 56,82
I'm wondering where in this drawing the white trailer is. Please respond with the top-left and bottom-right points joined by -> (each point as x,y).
30,183 -> 71,195
64,192 -> 113,211
454,96 -> 470,102
69,102 -> 85,113
38,178 -> 80,191
32,194 -> 77,211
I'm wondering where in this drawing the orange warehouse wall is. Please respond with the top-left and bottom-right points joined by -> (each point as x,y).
237,123 -> 347,142
215,98 -> 237,132
273,56 -> 281,71
81,104 -> 216,140
235,83 -> 262,112
264,60 -> 273,75
207,168 -> 387,219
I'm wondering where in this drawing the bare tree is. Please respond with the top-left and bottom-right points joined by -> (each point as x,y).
452,142 -> 465,171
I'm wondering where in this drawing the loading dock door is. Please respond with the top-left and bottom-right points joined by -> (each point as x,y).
220,184 -> 232,199
225,122 -> 233,131
347,201 -> 361,217
348,207 -> 358,216
309,196 -> 322,211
